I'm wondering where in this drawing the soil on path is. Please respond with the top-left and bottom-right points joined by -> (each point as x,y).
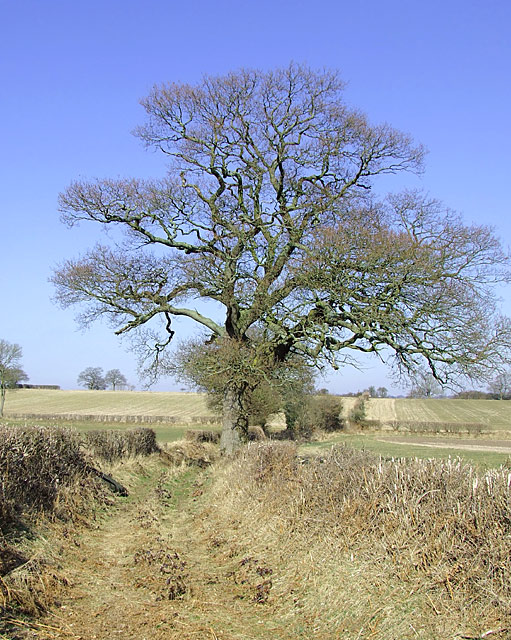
18,462 -> 294,640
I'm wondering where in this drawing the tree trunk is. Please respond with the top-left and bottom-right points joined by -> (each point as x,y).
220,385 -> 249,454
0,386 -> 5,417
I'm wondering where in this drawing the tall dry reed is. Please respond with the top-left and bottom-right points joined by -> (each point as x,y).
200,442 -> 511,636
0,425 -> 89,529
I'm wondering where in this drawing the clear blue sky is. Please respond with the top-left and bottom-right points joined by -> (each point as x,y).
1,0 -> 510,394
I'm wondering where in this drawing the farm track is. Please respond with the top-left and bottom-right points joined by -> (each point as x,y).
16,462 -> 297,640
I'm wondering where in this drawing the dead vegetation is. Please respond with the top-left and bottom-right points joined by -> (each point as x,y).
194,442 -> 511,637
160,438 -> 218,468
134,545 -> 190,601
0,425 -> 99,629
0,425 -> 91,527
2,423 -> 511,638
0,424 -> 165,634
185,428 -> 221,443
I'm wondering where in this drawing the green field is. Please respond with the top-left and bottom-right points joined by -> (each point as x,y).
302,433 -> 511,469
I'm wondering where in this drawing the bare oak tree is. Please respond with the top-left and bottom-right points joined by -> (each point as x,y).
104,368 -> 128,391
0,339 -> 28,416
407,371 -> 443,398
77,367 -> 106,390
487,370 -> 511,400
52,64 -> 511,452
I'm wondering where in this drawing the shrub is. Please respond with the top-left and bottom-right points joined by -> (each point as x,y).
185,429 -> 221,444
348,392 -> 368,426
310,395 -> 344,432
84,427 -> 160,462
387,420 -> 484,434
281,394 -> 344,440
248,425 -> 266,441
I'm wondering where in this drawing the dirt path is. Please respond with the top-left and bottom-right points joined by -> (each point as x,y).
16,463 -> 294,640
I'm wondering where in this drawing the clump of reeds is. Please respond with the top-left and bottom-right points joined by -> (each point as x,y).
84,427 -> 160,462
296,446 -> 511,607
202,442 -> 511,635
0,425 -> 89,529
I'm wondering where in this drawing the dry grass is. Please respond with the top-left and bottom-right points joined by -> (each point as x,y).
193,442 -> 511,638
2,426 -> 510,639
0,425 -> 104,629
0,424 -> 172,634
160,439 -> 219,468
0,425 -> 161,529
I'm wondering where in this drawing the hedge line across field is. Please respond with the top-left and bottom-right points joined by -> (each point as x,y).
5,413 -> 219,424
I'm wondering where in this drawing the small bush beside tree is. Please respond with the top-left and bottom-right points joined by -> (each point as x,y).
348,392 -> 369,427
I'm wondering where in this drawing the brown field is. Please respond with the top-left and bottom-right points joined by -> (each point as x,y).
341,396 -> 511,432
3,388 -> 217,422
5,390 -> 511,432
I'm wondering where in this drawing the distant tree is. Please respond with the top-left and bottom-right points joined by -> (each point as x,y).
77,367 -> 106,390
367,386 -> 377,398
487,370 -> 511,400
52,64 -> 511,452
104,368 -> 128,391
377,386 -> 388,398
0,339 -> 28,416
408,372 -> 443,398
